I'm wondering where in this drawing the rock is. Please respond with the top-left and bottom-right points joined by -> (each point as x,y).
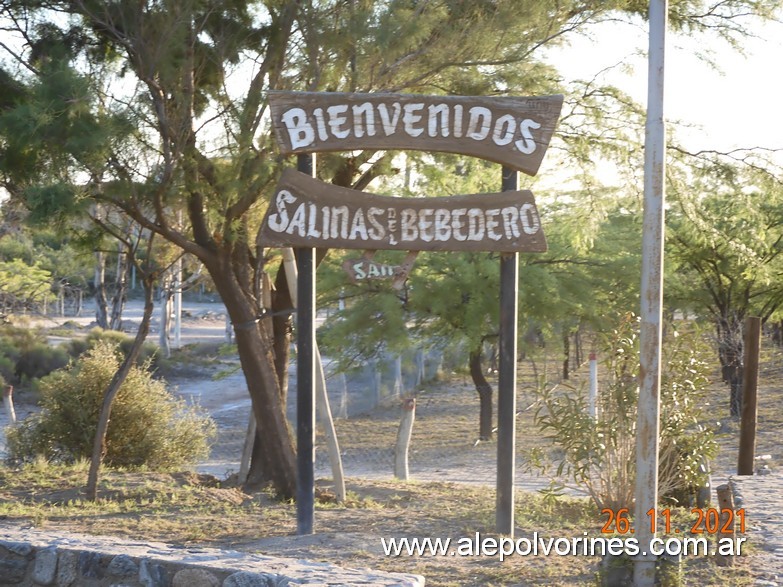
173,568 -> 221,587
108,554 -> 139,577
223,571 -> 275,587
32,546 -> 58,585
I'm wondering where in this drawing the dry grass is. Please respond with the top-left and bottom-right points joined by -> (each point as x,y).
0,345 -> 779,586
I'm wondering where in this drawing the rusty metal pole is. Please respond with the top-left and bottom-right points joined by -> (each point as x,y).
737,316 -> 761,475
496,166 -> 519,536
634,1 -> 667,585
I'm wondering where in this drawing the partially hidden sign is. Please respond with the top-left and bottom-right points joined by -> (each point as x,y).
269,91 -> 564,176
258,169 -> 546,253
343,251 -> 419,290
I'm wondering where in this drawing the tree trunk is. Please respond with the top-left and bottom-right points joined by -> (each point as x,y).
159,280 -> 172,358
716,315 -> 744,418
205,255 -> 297,498
94,250 -> 109,329
86,270 -> 155,500
562,331 -> 570,381
469,346 -> 493,440
108,247 -> 128,331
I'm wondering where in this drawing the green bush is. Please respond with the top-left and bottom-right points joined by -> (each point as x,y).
14,343 -> 69,384
66,327 -> 159,370
531,315 -> 717,511
0,325 -> 69,386
7,341 -> 215,470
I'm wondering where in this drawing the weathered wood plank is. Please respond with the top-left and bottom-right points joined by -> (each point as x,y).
258,169 -> 547,253
269,91 -> 563,176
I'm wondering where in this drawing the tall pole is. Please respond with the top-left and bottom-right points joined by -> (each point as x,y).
296,153 -> 316,535
496,166 -> 519,536
634,1 -> 667,585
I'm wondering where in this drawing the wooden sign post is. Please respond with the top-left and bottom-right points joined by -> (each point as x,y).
263,90 -> 563,536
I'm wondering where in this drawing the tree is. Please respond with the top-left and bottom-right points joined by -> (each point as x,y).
667,154 -> 783,416
1,0 -> 778,497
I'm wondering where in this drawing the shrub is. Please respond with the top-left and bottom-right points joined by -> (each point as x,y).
7,341 -> 215,470
14,343 -> 69,384
0,325 -> 69,387
66,327 -> 159,370
531,315 -> 717,511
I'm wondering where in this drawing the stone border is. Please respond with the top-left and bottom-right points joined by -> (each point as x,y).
0,525 -> 424,587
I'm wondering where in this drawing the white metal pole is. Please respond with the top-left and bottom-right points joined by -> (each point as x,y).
634,1 -> 667,586
588,352 -> 598,420
174,257 -> 182,349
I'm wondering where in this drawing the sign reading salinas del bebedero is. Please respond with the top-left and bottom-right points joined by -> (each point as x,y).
259,91 -> 563,253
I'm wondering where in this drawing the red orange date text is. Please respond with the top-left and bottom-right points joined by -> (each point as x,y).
600,507 -> 746,535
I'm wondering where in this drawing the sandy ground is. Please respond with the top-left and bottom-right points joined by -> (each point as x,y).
4,299 -> 579,493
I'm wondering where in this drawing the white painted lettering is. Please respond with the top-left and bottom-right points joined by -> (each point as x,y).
401,209 -> 418,241
467,208 -> 485,240
331,205 -> 350,239
327,105 -> 350,139
313,108 -> 329,141
453,104 -> 463,138
466,107 -> 492,140
427,104 -> 450,138
307,203 -> 321,238
501,206 -> 520,238
281,108 -> 315,150
367,207 -> 386,240
418,208 -> 434,242
434,209 -> 452,241
353,261 -> 366,279
516,119 -> 541,154
403,103 -> 425,137
286,203 -> 307,236
519,203 -> 540,234
322,207 -> 330,236
378,103 -> 402,135
267,190 -> 297,232
352,102 -> 376,138
485,208 -> 502,240
387,208 -> 398,245
348,209 -> 369,240
452,208 -> 467,241
492,114 -> 516,146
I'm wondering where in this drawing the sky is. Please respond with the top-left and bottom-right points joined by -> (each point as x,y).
547,15 -> 783,157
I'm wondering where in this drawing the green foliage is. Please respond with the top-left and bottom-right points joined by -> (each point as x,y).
0,231 -> 91,292
0,325 -> 68,387
65,327 -> 159,370
12,343 -> 69,386
0,258 -> 54,313
7,342 -> 215,470
532,315 -> 717,510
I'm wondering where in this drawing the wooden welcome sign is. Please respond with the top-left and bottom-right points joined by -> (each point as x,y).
258,169 -> 547,253
269,91 -> 564,176
277,90 -> 565,536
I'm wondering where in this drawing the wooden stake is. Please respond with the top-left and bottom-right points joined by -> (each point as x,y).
737,317 -> 760,475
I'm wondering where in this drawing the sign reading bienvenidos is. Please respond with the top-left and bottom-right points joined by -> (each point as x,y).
261,91 -> 562,254
258,169 -> 546,253
269,91 -> 564,177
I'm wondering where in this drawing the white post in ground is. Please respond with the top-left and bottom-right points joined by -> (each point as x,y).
588,352 -> 598,420
634,1 -> 668,585
3,386 -> 16,425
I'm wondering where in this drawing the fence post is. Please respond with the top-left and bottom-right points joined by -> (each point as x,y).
737,316 -> 760,475
3,385 -> 16,425
716,484 -> 735,567
394,398 -> 416,480
589,352 -> 598,420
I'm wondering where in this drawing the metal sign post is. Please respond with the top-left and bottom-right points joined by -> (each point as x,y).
296,153 -> 316,535
634,1 -> 667,585
496,166 -> 519,536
